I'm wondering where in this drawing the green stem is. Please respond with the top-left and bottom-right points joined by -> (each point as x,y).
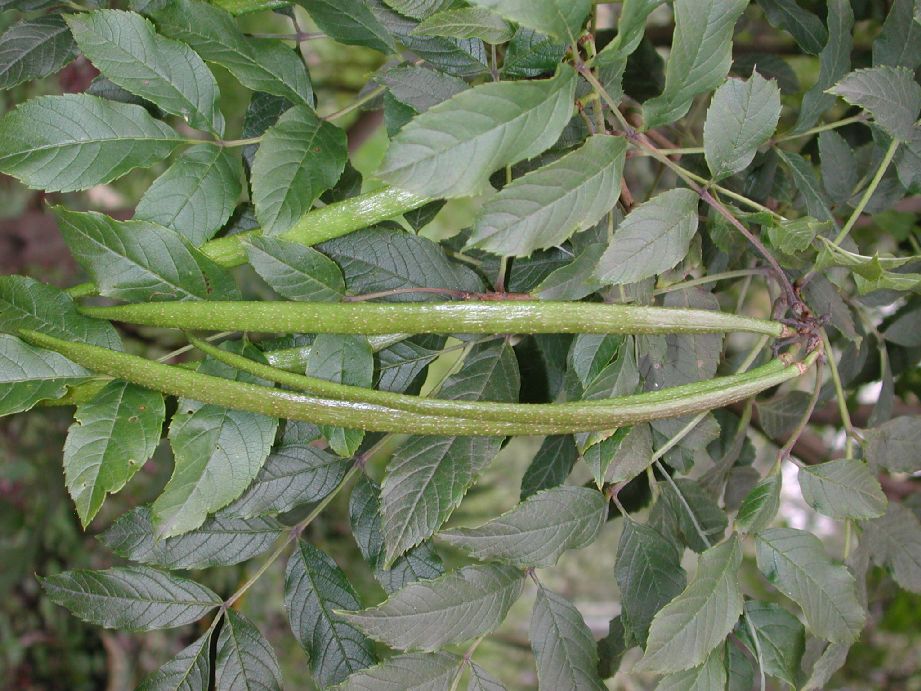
777,356 -> 824,460
653,268 -> 769,296
20,330 -> 817,435
773,115 -> 866,143
832,138 -> 900,246
82,300 -> 787,338
821,330 -> 855,458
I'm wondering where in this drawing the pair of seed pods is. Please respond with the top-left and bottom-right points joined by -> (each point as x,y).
23,300 -> 812,436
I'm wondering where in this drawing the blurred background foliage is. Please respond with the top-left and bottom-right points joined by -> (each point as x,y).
2,1 -> 921,689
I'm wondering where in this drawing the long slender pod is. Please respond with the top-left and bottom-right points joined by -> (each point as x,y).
82,301 -> 787,337
21,331 -> 816,435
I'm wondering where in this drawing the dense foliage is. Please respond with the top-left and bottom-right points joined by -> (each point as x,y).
1,0 -> 920,688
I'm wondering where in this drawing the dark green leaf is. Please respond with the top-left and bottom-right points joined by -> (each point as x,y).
0,334 -> 88,417
329,651 -> 461,690
376,65 -> 467,112
873,0 -> 921,70
414,8 -> 513,44
54,208 -> 240,302
64,381 -> 165,526
100,506 -> 282,569
246,237 -> 345,302
755,0 -> 826,54
799,459 -> 887,520
41,566 -> 220,631
0,15 -> 76,90
501,27 -> 566,78
137,629 -> 212,691
380,0 -> 454,20
296,0 -> 395,53
66,10 -> 224,134
863,503 -> 921,593
830,66 -> 921,141
467,0 -> 590,42
735,472 -> 781,533
134,144 -> 243,246
0,94 -> 180,191
340,564 -> 524,651
285,540 -> 377,686
215,610 -> 282,691
776,149 -> 835,223
520,435 -> 578,499
818,130 -> 859,205
738,600 -> 805,687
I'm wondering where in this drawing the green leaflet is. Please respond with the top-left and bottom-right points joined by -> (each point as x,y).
704,73 -> 782,180
830,66 -> 921,142
0,93 -> 181,191
873,0 -> 921,69
0,275 -> 122,349
798,459 -> 887,520
501,27 -> 566,79
137,629 -> 212,691
100,506 -> 283,570
438,486 -> 607,567
862,415 -> 921,473
252,105 -> 348,235
380,340 -> 519,562
614,519 -> 687,647
53,208 -> 240,302
376,65 -> 468,112
636,535 -> 743,674
134,144 -> 243,246
466,0 -> 590,42
0,333 -> 88,417
656,645 -> 726,690
467,135 -> 627,257
285,540 -> 377,686
791,0 -> 853,133
413,8 -> 514,44
755,527 -> 865,642
0,15 -> 76,90
296,0 -> 395,53
151,0 -> 312,105
66,10 -> 224,135
530,586 -> 606,690
328,651 -> 461,690
306,334 -> 374,457
340,563 -> 524,651
467,663 -> 505,691
755,0 -> 827,54
215,610 -> 282,691
154,352 -> 278,537
64,381 -> 165,526
595,188 -> 699,285
377,65 -> 577,198
737,601 -> 805,687
642,0 -> 748,128
380,0 -> 454,20
41,566 -> 221,631
735,473 -> 782,534
246,236 -> 345,302
862,503 -> 921,593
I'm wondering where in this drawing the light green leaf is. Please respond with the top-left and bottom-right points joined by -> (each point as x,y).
530,586 -> 606,690
0,334 -> 88,417
135,144 -> 242,246
137,629 -> 212,691
53,208 -> 240,302
798,459 -> 887,520
874,0 -> 921,69
100,506 -> 282,570
376,65 -> 468,112
154,352 -> 278,537
595,188 -> 699,285
863,415 -> 921,472
285,540 -> 377,686
755,0 -> 827,54
307,335 -> 373,457
66,10 -> 224,134
246,237 -> 345,302
329,652 -> 461,691
737,601 -> 805,687
815,237 -> 921,294
380,341 -> 519,562
349,476 -> 445,594
467,663 -> 505,691
615,519 -> 687,647
767,217 -> 828,255
791,0 -> 853,133
519,435 -> 578,500
829,66 -> 921,141
656,645 -> 726,691
151,0 -> 312,105
467,135 -> 627,257
467,0 -> 590,42
735,473 -> 781,533
380,0 -> 454,20
642,0 -> 748,128
252,105 -> 348,235
340,564 -> 524,650
863,503 -> 921,593
0,93 -> 180,191
0,15 -> 76,90
704,73 -> 781,179
215,610 -> 282,691
501,27 -> 566,79
414,8 -> 513,44
223,436 -> 350,517
297,0 -> 395,53
802,642 -> 851,691
0,276 -> 122,349
755,527 -> 865,642
41,566 -> 220,631
377,65 -> 576,198
64,381 -> 165,526
636,535 -> 743,674
438,486 -> 606,567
